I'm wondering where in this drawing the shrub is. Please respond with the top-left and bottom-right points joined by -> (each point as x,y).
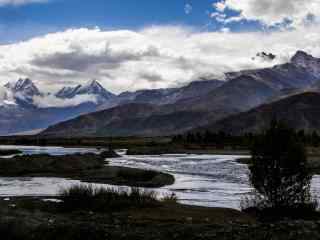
59,184 -> 160,212
161,193 -> 178,203
244,120 -> 317,217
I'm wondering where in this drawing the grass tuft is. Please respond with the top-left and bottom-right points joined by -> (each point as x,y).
59,184 -> 160,212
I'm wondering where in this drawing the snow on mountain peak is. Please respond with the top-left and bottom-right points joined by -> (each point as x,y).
55,85 -> 81,99
0,78 -> 43,107
11,78 -> 42,97
78,80 -> 106,93
56,80 -> 115,101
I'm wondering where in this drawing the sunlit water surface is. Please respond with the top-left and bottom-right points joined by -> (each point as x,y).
0,146 -> 319,209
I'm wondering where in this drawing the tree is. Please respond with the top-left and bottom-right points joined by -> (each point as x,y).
249,120 -> 315,211
311,131 -> 320,147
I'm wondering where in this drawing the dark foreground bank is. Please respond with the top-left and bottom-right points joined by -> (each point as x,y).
1,196 -> 320,240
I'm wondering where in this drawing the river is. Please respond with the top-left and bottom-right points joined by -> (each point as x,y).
0,145 -> 319,210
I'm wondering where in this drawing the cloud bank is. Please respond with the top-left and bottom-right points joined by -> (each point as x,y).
0,24 -> 320,94
213,0 -> 320,28
33,94 -> 98,108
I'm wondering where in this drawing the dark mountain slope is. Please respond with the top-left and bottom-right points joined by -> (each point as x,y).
201,92 -> 320,135
40,102 -> 209,137
176,75 -> 278,113
98,79 -> 224,110
40,104 -> 158,137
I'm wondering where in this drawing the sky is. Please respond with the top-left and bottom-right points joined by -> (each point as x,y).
1,0 -> 320,97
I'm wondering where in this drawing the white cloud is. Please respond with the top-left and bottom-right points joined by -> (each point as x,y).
33,94 -> 98,108
0,0 -> 48,6
220,27 -> 230,33
213,0 -> 320,28
0,25 -> 320,96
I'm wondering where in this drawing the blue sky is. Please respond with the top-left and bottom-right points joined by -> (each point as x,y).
0,0 -> 255,43
1,1 -> 213,27
1,0 -> 319,42
0,0 -> 319,101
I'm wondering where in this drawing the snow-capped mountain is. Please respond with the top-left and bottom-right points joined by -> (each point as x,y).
10,78 -> 42,96
55,80 -> 116,103
0,78 -> 112,136
55,85 -> 82,99
3,78 -> 42,106
0,79 -> 116,108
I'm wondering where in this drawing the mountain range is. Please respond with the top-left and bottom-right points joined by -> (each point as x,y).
39,50 -> 320,137
0,76 -> 225,135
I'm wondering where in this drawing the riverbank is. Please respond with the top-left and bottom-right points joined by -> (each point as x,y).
0,135 -> 251,155
1,196 -> 320,240
0,152 -> 174,188
127,146 -> 250,156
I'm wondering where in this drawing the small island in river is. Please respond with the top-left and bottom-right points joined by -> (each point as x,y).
0,150 -> 174,188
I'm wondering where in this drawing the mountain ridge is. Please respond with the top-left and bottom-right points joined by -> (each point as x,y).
40,50 -> 320,137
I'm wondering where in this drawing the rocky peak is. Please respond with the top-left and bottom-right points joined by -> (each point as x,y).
291,51 -> 315,65
77,80 -> 115,100
291,51 -> 320,78
1,78 -> 42,107
55,85 -> 81,99
56,80 -> 115,102
78,80 -> 105,93
12,78 -> 41,96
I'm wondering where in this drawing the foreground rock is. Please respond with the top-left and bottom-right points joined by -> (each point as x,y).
0,153 -> 174,188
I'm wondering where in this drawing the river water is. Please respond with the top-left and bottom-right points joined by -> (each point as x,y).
0,146 -> 319,210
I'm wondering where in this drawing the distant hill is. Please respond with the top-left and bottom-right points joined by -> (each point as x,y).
200,92 -> 320,135
40,103 -> 209,137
